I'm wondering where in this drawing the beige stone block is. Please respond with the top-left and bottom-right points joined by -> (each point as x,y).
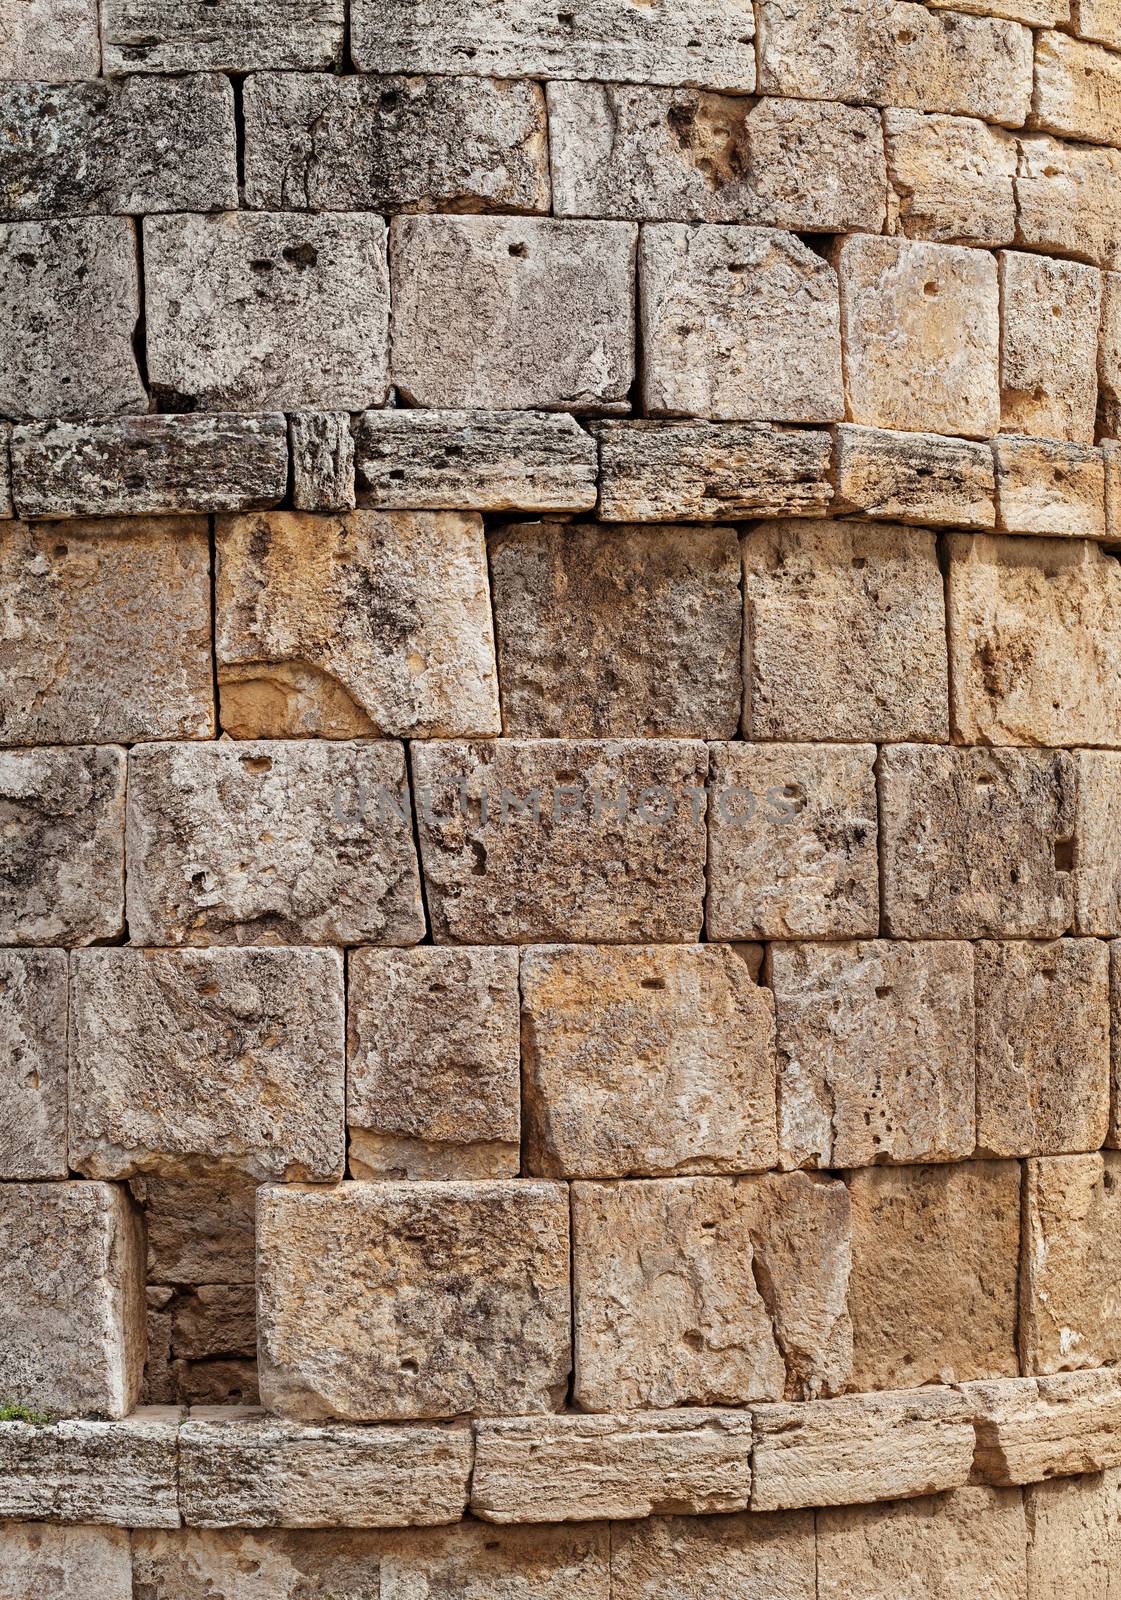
1074,0 -> 1121,45
832,424 -> 996,528
1102,272 -> 1121,439
1021,1152 -> 1121,1374
0,1410 -> 180,1526
0,1525 -> 132,1599
1075,751 -> 1121,935
1113,942 -> 1121,1145
999,252 -> 1101,442
101,0 -> 343,72
929,0 -> 1067,18
993,437 -> 1107,538
611,1511 -> 815,1600
0,949 -> 67,1180
1033,29 -> 1121,145
884,110 -> 1017,247
1016,134 -> 1121,273
965,1369 -> 1121,1483
0,0 -> 99,79
381,1522 -> 611,1598
138,1172 -> 257,1286
1107,440 -> 1121,535
1026,1471 -> 1121,1598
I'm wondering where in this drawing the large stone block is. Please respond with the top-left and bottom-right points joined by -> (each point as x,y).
0,1525 -> 132,1600
965,1368 -> 1121,1483
0,948 -> 67,1180
884,110 -> 1017,246
390,216 -> 635,411
832,425 -> 996,528
1021,1152 -> 1121,1373
1025,1472 -> 1121,1598
0,1411 -> 180,1525
611,1512 -> 815,1598
1075,751 -> 1121,935
144,212 -> 389,411
993,436 -> 1107,538
0,0 -> 98,79
214,509 -> 500,740
101,0 -> 343,72
999,251 -> 1101,442
1103,272 -> 1121,439
125,740 -> 425,947
257,1181 -> 571,1421
1016,133 -> 1121,272
1032,29 -> 1121,145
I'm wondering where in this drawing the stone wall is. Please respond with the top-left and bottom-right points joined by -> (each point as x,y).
3,0 -> 1121,1591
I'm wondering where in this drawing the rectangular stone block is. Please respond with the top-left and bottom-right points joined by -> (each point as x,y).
1102,273 -> 1121,438
412,739 -> 708,944
611,1512 -> 815,1600
171,1286 -> 255,1362
1,0 -> 99,79
879,745 -> 1076,937
0,1525 -> 132,1600
832,425 -> 996,528
0,423 -> 11,518
125,739 -> 425,947
347,947 -> 520,1180
214,510 -> 500,740
1106,439 -> 1121,533
0,1410 -> 180,1525
884,110 -> 1017,246
993,437 -> 1107,537
0,948 -> 67,1180
928,0 -> 1068,19
1075,750 -> 1121,935
139,1171 -> 257,1286
1032,29 -> 1121,145
257,1180 -> 571,1421
1000,251 -> 1101,442
1026,1472 -> 1121,1596
102,0 -> 343,72
1074,0 -> 1121,44
288,413 -> 354,512
1021,1152 -> 1121,1373
640,224 -> 843,423
1016,133 -> 1121,272
144,212 -> 389,412
390,216 -> 635,411
1114,942 -> 1121,1144
965,1369 -> 1121,1483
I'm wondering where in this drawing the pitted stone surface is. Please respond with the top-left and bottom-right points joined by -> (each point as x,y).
993,436 -> 1107,537
999,251 -> 1101,441
0,1410 -> 181,1526
1074,750 -> 1121,935
832,425 -> 996,528
101,0 -> 344,73
611,1512 -> 815,1600
288,413 -> 355,512
0,1525 -> 132,1600
1021,1152 -> 1121,1373
0,0 -> 99,81
884,110 -> 1018,246
0,948 -> 68,1180
1016,133 -> 1121,271
1032,30 -> 1121,146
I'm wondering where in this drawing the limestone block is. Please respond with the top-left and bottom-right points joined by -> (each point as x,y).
965,1369 -> 1121,1483
0,1411 -> 180,1525
611,1512 -> 815,1600
390,216 -> 635,411
0,0 -> 99,79
1074,0 -> 1121,42
928,0 -> 1067,19
771,940 -> 975,1171
999,252 -> 1101,442
1103,273 -> 1121,438
1021,1152 -> 1121,1373
847,1161 -> 1021,1390
752,1387 -> 975,1511
68,947 -> 345,1184
472,1410 -> 752,1523
125,740 -> 425,947
1114,943 -> 1121,1145
243,72 -> 548,214
288,414 -> 354,512
596,421 -> 834,522
832,425 -> 996,528
836,235 -> 1000,438
173,1361 -> 257,1409
214,510 -> 500,740
1016,134 -> 1121,273
0,75 -> 237,220
706,742 -> 880,940
257,1181 -> 571,1421
0,517 -> 212,745
347,947 -> 520,1180
354,411 -> 597,513
138,1172 -> 257,1285
172,1287 -> 255,1361
0,1183 -> 145,1419
879,745 -> 1076,938
549,85 -> 885,231
744,519 -> 948,742
10,415 -> 288,520
101,0 -> 343,72
412,739 -> 709,944
144,212 -> 389,412
0,218 -> 145,420
490,521 -> 741,738
0,746 -> 125,946
521,943 -> 777,1179
1025,1472 -> 1121,1597
1075,751 -> 1121,935
884,110 -> 1017,246
640,224 -> 843,423
0,1525 -> 132,1600
1106,440 -> 1121,535
1032,30 -> 1121,145
993,437 -> 1107,538
0,948 -> 67,1180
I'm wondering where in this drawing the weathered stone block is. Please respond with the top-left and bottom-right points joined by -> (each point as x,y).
1026,1471 -> 1121,1596
1032,29 -> 1121,145
288,413 -> 354,512
257,1181 -> 571,1421
1113,942 -> 1121,1144
215,510 -> 500,740
1016,133 -> 1121,272
171,1286 -> 255,1362
965,1368 -> 1121,1483
706,742 -> 880,940
611,1512 -> 815,1600
1102,272 -> 1121,439
1105,439 -> 1121,534
1000,252 -> 1101,442
126,740 -> 425,947
836,235 -> 1000,438
347,946 -> 520,1180
0,948 -> 67,1180
390,216 -> 635,411
847,1161 -> 1021,1390
1021,1152 -> 1121,1373
1075,750 -> 1121,935
879,745 -> 1076,938
171,1361 -> 257,1410
832,425 -> 996,528
0,0 -> 98,80
0,1411 -> 180,1526
993,437 -> 1107,537
0,1525 -> 132,1600
0,423 -> 11,518
1074,0 -> 1121,45
640,224 -> 843,423
101,0 -> 343,72
884,110 -> 1017,246
144,212 -> 389,412
138,1171 -> 257,1285
928,0 -> 1067,19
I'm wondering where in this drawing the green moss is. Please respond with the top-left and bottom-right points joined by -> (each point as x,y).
0,1403 -> 54,1425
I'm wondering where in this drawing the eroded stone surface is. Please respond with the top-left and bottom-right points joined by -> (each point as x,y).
0,1411 -> 181,1525
999,251 -> 1101,441
884,110 -> 1017,246
138,1172 -> 257,1286
0,1524 -> 132,1599
1032,29 -> 1121,145
101,0 -> 344,73
993,437 -> 1107,538
1025,1471 -> 1121,1596
832,425 -> 996,528
1102,272 -> 1121,439
0,949 -> 67,1180
0,0 -> 99,80
288,413 -> 355,512
965,1369 -> 1121,1483
1016,133 -> 1121,272
1074,0 -> 1121,46
1075,751 -> 1121,935
1021,1152 -> 1121,1374
611,1512 -> 815,1600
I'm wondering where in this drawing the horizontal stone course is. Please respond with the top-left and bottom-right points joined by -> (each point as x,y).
100,0 -> 344,73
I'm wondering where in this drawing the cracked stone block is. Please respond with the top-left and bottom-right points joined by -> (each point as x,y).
640,224 -> 843,423
347,946 -> 521,1180
1016,134 -> 1121,273
1073,0 -> 1121,45
1032,29 -> 1121,145
69,946 -> 345,1183
1102,273 -> 1121,438
244,72 -> 549,214
706,742 -> 880,941
884,110 -> 1017,247
836,235 -> 1000,438
1075,751 -> 1121,936
1026,1472 -> 1121,1595
0,1410 -> 181,1525
138,1171 -> 257,1285
832,425 -> 995,528
491,521 -> 741,738
0,0 -> 99,80
257,1180 -> 571,1421
125,739 -> 425,947
144,212 -> 389,412
549,84 -> 885,230
288,413 -> 354,512
1021,1152 -> 1121,1373
993,437 -> 1107,538
390,216 -> 635,411
0,1525 -> 132,1600
611,1512 -> 814,1600
521,943 -> 778,1179
0,745 -> 125,946
966,1369 -> 1121,1483
0,517 -> 213,746
0,948 -> 67,1180
879,745 -> 1076,938
999,252 -> 1101,442
412,739 -> 709,944
101,0 -> 343,72
847,1161 -> 1021,1390
215,509 -> 499,740
0,218 -> 145,420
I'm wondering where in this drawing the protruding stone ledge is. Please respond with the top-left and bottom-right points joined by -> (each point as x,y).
963,1370 -> 1121,1486
0,1409 -> 181,1528
993,437 -> 1107,539
833,425 -> 996,529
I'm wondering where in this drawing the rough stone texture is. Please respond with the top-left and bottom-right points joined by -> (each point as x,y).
770,940 -> 975,1171
520,943 -> 777,1179
999,251 -> 1101,441
0,745 -> 125,946
1021,1152 -> 1121,1374
0,0 -> 99,80
0,517 -> 212,746
1075,751 -> 1121,936
0,424 -> 11,518
1102,272 -> 1121,438
847,1161 -> 1021,1390
1107,440 -> 1121,534
1025,1471 -> 1121,1597
706,742 -> 880,941
884,110 -> 1017,246
965,1369 -> 1121,1483
1074,0 -> 1121,45
0,1183 -> 145,1419
125,739 -> 425,947
640,225 -> 843,423
288,413 -> 354,512
1032,29 -> 1121,146
101,0 -> 344,73
0,218 -> 145,420
144,212 -> 389,412
347,946 -> 521,1180
244,72 -> 549,214
878,745 -> 1077,938
928,0 -> 1068,19
0,1524 -> 132,1599
491,521 -> 741,738
832,425 -> 996,528
138,1172 -> 257,1285
1016,133 -> 1121,272
1114,942 -> 1121,1146
390,216 -> 635,411
993,437 -> 1108,538
172,1287 -> 255,1362
611,1512 -> 815,1600
0,1411 -> 180,1525
257,1181 -> 571,1422
412,739 -> 709,944
215,510 -> 500,740
0,948 -> 68,1180
836,235 -> 1000,438
744,519 -> 948,742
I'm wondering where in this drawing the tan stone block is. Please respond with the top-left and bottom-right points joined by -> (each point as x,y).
1102,273 -> 1121,439
137,1172 -> 257,1285
964,1369 -> 1121,1483
173,1360 -> 258,1409
1075,751 -> 1121,936
1074,0 -> 1121,46
0,1410 -> 181,1526
0,948 -> 67,1179
171,1286 -> 255,1362
611,1511 -> 815,1600
993,437 -> 1107,538
0,1525 -> 132,1600
1021,1152 -> 1121,1373
1033,29 -> 1121,145
1016,134 -> 1121,273
1107,440 -> 1121,535
0,0 -> 99,79
1026,1471 -> 1121,1598
884,110 -> 1017,246
381,1522 -> 611,1598
832,425 -> 996,529
999,252 -> 1101,442
1113,942 -> 1121,1145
